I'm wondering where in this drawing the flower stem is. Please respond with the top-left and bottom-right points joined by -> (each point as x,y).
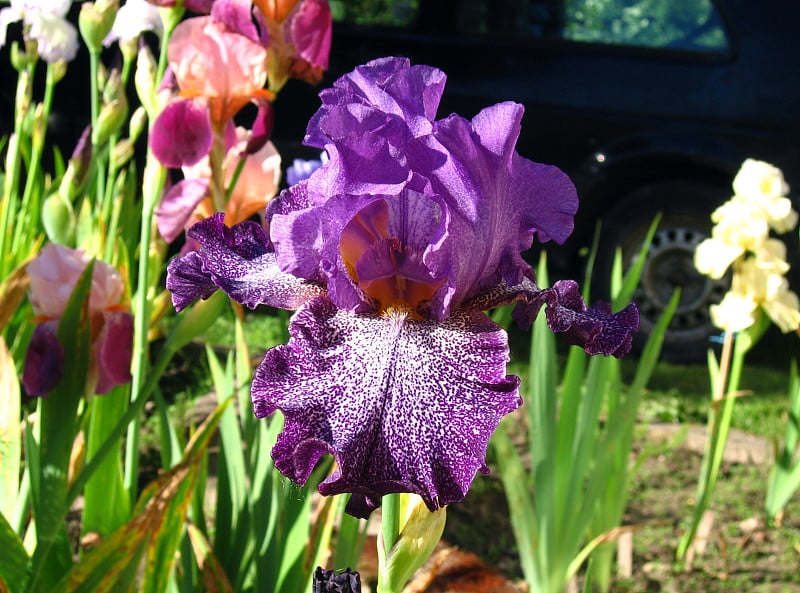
121,16 -> 177,504
123,154 -> 166,503
676,331 -> 734,560
14,63 -> 57,254
0,61 -> 35,277
676,314 -> 766,561
88,48 -> 106,232
377,492 -> 401,593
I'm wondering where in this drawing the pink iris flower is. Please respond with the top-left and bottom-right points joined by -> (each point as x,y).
150,11 -> 273,168
156,126 -> 282,245
23,244 -> 133,396
253,0 -> 332,87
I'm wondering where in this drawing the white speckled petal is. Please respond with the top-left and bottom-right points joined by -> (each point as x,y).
251,296 -> 521,517
166,213 -> 324,311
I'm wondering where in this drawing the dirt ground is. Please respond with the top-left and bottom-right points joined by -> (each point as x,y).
435,427 -> 800,593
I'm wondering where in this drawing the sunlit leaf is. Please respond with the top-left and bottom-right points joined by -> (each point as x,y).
0,337 -> 21,520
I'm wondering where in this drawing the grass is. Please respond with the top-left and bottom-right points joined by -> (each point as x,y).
632,358 -> 794,440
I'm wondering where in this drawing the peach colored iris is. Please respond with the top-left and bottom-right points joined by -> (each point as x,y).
252,0 -> 332,88
168,16 -> 273,126
28,244 -> 127,323
186,129 -> 282,229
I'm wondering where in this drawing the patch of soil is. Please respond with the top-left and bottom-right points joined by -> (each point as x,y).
441,435 -> 800,593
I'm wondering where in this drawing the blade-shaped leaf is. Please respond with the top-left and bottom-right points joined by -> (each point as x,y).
0,510 -> 29,593
187,523 -> 235,593
0,336 -> 21,521
55,400 -> 229,593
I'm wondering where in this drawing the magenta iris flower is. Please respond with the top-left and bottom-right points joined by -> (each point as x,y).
166,57 -> 638,518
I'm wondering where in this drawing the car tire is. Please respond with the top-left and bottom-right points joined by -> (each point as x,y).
595,179 -> 731,363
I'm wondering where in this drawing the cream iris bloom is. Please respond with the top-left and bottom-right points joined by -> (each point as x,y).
732,158 -> 798,233
695,159 -> 799,333
0,0 -> 78,63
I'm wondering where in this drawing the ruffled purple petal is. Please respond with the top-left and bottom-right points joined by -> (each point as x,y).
95,311 -> 133,394
293,60 -> 577,318
166,213 -> 324,311
305,56 -> 445,148
410,103 -> 578,314
22,321 -> 63,397
166,251 -> 219,311
477,275 -> 640,358
150,99 -> 213,168
155,178 -> 211,242
251,296 -> 521,517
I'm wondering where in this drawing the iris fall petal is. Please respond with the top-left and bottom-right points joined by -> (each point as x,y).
252,297 -> 521,517
166,213 -> 323,311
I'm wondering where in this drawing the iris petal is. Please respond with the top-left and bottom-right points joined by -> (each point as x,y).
251,296 -> 521,517
414,103 -> 578,314
155,178 -> 211,243
166,214 -> 323,311
150,99 -> 213,168
95,311 -> 134,394
22,321 -> 63,396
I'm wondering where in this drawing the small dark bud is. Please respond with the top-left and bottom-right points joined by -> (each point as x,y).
312,567 -> 361,593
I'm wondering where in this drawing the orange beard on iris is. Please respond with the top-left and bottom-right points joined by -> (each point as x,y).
340,200 -> 443,316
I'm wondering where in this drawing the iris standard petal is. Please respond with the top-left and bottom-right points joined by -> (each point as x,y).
305,56 -> 444,148
413,104 -> 578,314
166,214 -> 323,311
251,296 -> 521,517
150,99 -> 213,168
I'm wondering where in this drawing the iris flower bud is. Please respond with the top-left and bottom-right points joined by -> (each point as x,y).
79,0 -> 120,53
93,97 -> 129,146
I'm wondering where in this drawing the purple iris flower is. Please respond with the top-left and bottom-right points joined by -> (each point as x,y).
166,57 -> 639,518
286,154 -> 326,186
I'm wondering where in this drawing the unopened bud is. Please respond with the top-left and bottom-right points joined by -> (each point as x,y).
10,42 -> 32,71
379,494 -> 446,593
93,97 -> 128,146
15,70 -> 32,119
32,103 -> 47,151
128,106 -> 148,143
159,4 -> 186,33
134,42 -> 157,116
120,36 -> 138,65
103,69 -> 125,104
62,127 -> 93,197
50,59 -> 68,84
42,193 -> 76,245
79,0 -> 120,53
96,61 -> 109,94
112,138 -> 134,168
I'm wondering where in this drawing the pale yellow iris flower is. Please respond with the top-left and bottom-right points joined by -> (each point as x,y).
694,159 -> 799,333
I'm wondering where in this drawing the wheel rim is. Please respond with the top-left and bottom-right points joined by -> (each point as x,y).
631,226 -> 729,343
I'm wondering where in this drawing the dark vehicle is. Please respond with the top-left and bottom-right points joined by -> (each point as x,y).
272,0 -> 800,361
